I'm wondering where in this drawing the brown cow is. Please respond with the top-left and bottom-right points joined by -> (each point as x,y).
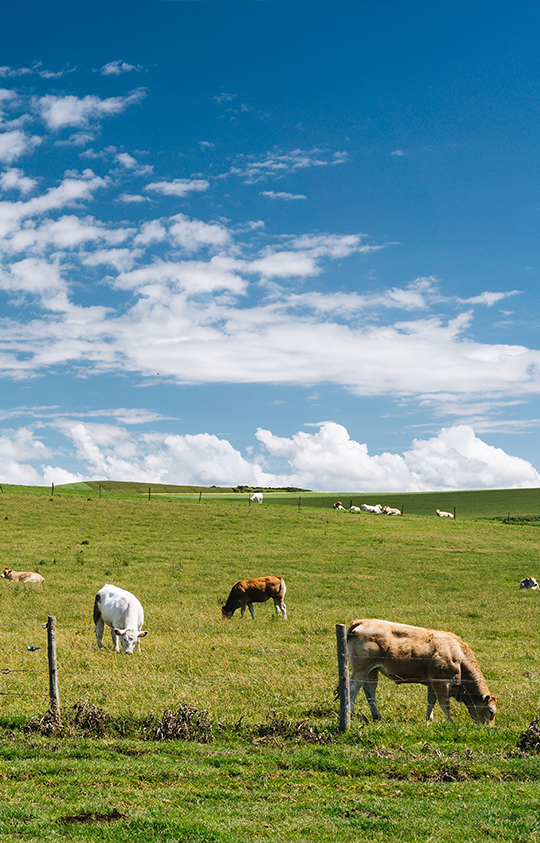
347,619 -> 496,724
222,576 -> 287,620
2,567 -> 44,584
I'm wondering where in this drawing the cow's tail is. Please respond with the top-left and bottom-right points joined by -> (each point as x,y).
93,593 -> 102,624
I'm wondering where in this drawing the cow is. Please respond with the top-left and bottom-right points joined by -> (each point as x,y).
361,503 -> 382,514
250,492 -> 263,504
349,505 -> 361,512
222,576 -> 287,620
93,584 -> 148,654
520,577 -> 539,590
2,567 -> 44,583
347,618 -> 497,724
436,509 -> 454,518
333,501 -> 345,510
382,506 -> 402,516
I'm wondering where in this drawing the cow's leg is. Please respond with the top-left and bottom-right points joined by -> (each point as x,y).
95,617 -> 105,649
426,686 -> 437,722
248,603 -> 255,619
432,681 -> 453,723
350,670 -> 381,720
110,626 -> 120,652
273,597 -> 287,619
349,673 -> 362,715
362,671 -> 381,720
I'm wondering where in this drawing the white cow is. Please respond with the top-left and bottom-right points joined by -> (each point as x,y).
436,509 -> 454,518
250,492 -> 263,504
382,506 -> 402,516
350,505 -> 361,513
93,584 -> 148,654
361,503 -> 383,514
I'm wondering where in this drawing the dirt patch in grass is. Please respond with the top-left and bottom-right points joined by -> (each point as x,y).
58,808 -> 125,824
517,718 -> 540,751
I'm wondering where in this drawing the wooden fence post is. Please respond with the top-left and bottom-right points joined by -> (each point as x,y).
336,623 -> 351,732
298,496 -> 301,510
45,616 -> 61,723
148,487 -> 151,500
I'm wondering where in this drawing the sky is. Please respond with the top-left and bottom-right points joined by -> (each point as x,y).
1,0 -> 540,492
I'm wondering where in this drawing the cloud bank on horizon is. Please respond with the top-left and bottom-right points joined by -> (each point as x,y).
1,1 -> 540,491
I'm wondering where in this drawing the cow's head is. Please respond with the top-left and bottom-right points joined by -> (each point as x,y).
221,605 -> 235,619
461,689 -> 497,724
113,628 -> 148,654
1,568 -> 12,579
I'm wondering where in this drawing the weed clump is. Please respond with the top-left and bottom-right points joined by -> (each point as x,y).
151,703 -> 214,742
24,709 -> 63,736
72,699 -> 112,737
255,709 -> 334,744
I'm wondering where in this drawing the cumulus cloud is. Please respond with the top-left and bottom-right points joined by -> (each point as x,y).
255,422 -> 540,492
0,130 -> 41,163
1,420 -> 538,491
0,167 -> 37,194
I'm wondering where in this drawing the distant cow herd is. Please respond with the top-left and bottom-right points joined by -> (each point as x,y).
5,493 -> 540,726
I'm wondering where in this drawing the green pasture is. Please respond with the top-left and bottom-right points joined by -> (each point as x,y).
0,486 -> 539,841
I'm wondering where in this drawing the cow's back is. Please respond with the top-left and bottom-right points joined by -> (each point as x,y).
95,584 -> 144,629
348,619 -> 466,682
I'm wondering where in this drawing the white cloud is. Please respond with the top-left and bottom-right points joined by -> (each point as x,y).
0,257 -> 66,295
115,152 -> 153,175
168,213 -> 231,252
260,191 -> 307,201
459,290 -> 521,307
117,193 -> 149,204
255,422 -> 540,492
99,60 -> 142,76
0,167 -> 37,194
145,178 -> 210,197
0,130 -> 41,163
230,147 -> 346,183
53,421 -> 267,486
35,90 -> 145,130
249,250 -> 319,278
1,419 -> 537,492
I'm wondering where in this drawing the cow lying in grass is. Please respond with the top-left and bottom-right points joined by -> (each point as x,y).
94,583 -> 148,654
520,577 -> 539,590
347,618 -> 496,724
2,567 -> 44,583
222,576 -> 287,620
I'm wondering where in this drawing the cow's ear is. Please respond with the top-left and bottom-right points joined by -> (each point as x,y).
113,628 -> 124,636
138,630 -> 148,638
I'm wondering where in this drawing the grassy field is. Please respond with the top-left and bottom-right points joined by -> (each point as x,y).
0,486 -> 539,841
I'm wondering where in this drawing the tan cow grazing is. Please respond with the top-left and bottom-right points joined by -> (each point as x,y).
222,576 -> 287,620
347,619 -> 496,724
2,567 -> 44,584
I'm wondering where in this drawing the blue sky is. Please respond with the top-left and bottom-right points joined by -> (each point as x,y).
1,0 -> 540,491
